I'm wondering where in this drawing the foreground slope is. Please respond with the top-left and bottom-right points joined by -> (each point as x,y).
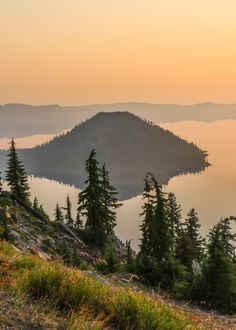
0,195 -> 235,329
1,242 -> 235,329
1,112 -> 208,199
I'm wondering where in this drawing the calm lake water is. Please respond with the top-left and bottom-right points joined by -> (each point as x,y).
2,120 -> 236,250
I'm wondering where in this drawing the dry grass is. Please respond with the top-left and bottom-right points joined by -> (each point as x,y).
0,241 -> 202,329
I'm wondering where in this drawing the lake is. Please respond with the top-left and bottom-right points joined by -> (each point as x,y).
1,120 -> 236,250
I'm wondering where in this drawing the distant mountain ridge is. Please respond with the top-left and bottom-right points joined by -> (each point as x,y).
0,111 -> 209,199
1,102 -> 236,138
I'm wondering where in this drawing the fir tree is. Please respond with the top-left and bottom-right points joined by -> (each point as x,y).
217,217 -> 236,260
139,174 -> 171,259
151,177 -> 170,261
6,139 -> 30,201
184,209 -> 203,262
64,194 -> 74,226
175,226 -> 194,272
78,149 -> 106,246
38,204 -> 50,220
125,240 -> 134,272
54,203 -> 64,222
100,163 -> 121,236
139,173 -> 155,254
166,192 -> 182,253
33,197 -> 39,211
200,220 -> 236,313
32,196 -> 49,220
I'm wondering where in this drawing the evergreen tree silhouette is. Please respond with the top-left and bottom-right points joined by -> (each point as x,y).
166,192 -> 182,253
151,177 -> 170,261
200,219 -> 236,313
6,139 -> 30,201
140,173 -> 155,254
184,208 -> 203,262
64,194 -> 74,226
78,149 -> 106,246
54,203 -> 64,222
100,163 -> 121,236
33,197 -> 39,211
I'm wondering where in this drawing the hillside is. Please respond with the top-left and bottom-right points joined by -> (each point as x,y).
0,112 -> 209,199
1,102 -> 236,138
0,192 -> 125,265
1,243 -> 235,329
0,193 -> 235,329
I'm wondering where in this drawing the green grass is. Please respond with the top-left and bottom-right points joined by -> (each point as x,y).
0,242 -> 199,329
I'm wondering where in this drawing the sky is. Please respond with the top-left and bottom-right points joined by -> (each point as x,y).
1,0 -> 236,105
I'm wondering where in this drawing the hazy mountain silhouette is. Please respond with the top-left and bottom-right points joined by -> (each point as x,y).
1,102 -> 236,138
0,112 -> 209,199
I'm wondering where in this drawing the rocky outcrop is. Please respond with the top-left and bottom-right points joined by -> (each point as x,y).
0,192 -> 127,265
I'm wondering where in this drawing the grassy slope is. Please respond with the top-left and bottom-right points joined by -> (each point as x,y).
0,241 -> 202,330
1,242 -> 235,329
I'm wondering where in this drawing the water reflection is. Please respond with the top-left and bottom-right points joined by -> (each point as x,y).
2,120 -> 236,251
0,134 -> 55,150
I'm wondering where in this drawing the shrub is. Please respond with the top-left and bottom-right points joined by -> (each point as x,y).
96,244 -> 120,273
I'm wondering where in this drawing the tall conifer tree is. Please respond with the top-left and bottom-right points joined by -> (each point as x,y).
217,217 -> 236,260
166,192 -> 182,252
175,226 -> 194,271
184,208 -> 203,262
151,177 -> 170,260
140,173 -> 155,254
100,163 -> 121,236
78,149 -> 105,246
6,139 -> 30,201
200,219 -> 236,313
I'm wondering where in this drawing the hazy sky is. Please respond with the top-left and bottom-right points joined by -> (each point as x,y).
1,1 -> 236,105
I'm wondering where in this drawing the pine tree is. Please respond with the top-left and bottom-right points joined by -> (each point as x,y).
38,204 -> 50,220
33,197 -> 39,211
78,149 -> 106,246
54,203 -> 64,222
64,194 -> 74,226
151,177 -> 170,261
184,209 -> 203,262
6,139 -> 30,201
125,240 -> 134,272
140,174 -> 172,260
32,196 -> 49,220
166,192 -> 182,253
175,226 -> 194,271
217,217 -> 236,260
100,163 -> 121,236
138,175 -> 183,289
140,173 -> 155,254
200,220 -> 236,313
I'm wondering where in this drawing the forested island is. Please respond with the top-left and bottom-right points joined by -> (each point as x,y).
0,112 -> 209,199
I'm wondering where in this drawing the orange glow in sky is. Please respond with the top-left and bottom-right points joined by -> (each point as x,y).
1,1 -> 236,105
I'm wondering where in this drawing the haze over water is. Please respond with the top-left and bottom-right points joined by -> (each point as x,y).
2,119 -> 235,250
